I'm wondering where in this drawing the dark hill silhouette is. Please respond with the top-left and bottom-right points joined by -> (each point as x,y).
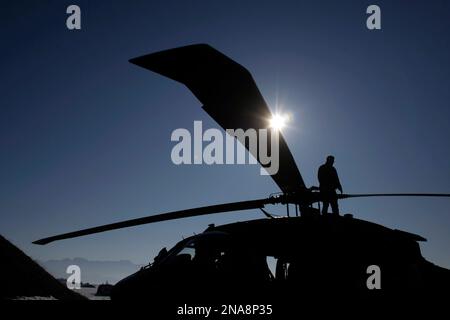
0,235 -> 85,300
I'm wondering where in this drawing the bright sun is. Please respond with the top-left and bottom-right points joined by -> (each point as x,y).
269,113 -> 289,130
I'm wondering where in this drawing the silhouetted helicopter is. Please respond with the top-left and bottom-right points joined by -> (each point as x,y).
34,44 -> 450,301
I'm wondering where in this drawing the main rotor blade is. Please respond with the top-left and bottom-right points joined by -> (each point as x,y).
33,198 -> 270,245
339,193 -> 450,199
130,44 -> 305,193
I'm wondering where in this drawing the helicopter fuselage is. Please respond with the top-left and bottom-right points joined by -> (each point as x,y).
111,214 -> 450,301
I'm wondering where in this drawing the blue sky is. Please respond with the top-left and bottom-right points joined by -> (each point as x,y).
1,0 -> 450,270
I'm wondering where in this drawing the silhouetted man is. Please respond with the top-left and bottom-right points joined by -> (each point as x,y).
318,155 -> 343,215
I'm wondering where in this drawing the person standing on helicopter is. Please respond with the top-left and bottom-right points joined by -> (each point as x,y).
318,155 -> 343,215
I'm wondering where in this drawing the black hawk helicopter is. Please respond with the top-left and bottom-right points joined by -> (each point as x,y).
34,44 -> 450,301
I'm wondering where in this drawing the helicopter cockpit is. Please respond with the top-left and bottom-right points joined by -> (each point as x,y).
157,232 -> 273,287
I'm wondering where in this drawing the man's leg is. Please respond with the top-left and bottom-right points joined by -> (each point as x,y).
330,196 -> 339,215
322,201 -> 329,215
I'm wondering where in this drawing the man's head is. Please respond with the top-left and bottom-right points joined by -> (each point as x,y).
326,155 -> 335,166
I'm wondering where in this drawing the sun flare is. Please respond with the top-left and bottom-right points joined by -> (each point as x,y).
269,113 -> 289,130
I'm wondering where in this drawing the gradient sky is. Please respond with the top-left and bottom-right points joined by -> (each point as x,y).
1,0 -> 450,271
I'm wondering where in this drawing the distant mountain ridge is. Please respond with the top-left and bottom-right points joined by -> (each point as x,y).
40,257 -> 142,284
